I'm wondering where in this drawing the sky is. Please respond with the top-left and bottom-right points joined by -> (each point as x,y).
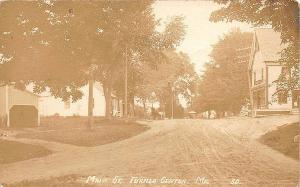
153,0 -> 253,74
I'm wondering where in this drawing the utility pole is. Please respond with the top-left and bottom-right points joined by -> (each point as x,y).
168,81 -> 174,120
124,46 -> 128,122
236,46 -> 252,116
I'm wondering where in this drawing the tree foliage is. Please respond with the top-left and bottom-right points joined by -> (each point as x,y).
112,49 -> 198,117
139,51 -> 197,102
194,29 -> 253,115
0,0 -> 187,118
0,1 -> 106,101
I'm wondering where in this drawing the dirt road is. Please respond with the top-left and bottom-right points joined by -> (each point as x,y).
0,115 -> 299,186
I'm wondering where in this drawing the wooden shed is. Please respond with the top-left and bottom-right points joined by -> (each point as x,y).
0,85 -> 40,128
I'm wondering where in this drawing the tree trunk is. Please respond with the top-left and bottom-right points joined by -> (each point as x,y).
103,76 -> 113,120
130,95 -> 135,117
104,89 -> 112,120
124,48 -> 128,120
87,77 -> 94,130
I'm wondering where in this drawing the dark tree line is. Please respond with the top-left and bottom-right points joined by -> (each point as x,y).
194,29 -> 253,116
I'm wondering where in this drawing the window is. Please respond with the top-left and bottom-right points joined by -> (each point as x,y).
278,91 -> 288,104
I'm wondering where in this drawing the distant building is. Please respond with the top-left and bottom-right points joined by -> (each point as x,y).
0,85 -> 40,128
39,82 -> 123,117
248,28 -> 299,116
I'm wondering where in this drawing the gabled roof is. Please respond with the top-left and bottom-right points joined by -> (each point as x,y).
0,84 -> 40,97
254,28 -> 287,62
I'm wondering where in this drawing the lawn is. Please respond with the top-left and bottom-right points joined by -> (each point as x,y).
0,140 -> 51,164
16,117 -> 149,147
259,122 -> 299,160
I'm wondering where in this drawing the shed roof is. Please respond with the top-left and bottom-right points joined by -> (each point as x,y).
254,28 -> 287,62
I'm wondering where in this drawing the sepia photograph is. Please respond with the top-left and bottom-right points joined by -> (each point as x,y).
0,0 -> 299,186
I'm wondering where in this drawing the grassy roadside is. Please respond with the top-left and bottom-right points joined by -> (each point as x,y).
0,140 -> 51,164
15,117 -> 149,147
259,122 -> 299,160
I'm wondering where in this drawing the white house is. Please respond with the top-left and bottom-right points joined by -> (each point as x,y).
0,84 -> 40,128
39,82 -> 123,117
248,28 -> 299,116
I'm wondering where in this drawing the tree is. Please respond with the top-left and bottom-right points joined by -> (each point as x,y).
210,0 -> 299,92
0,1 -> 106,102
194,29 -> 253,116
0,0 -> 186,121
130,50 -> 198,118
105,14 -> 186,118
0,1 -> 112,129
